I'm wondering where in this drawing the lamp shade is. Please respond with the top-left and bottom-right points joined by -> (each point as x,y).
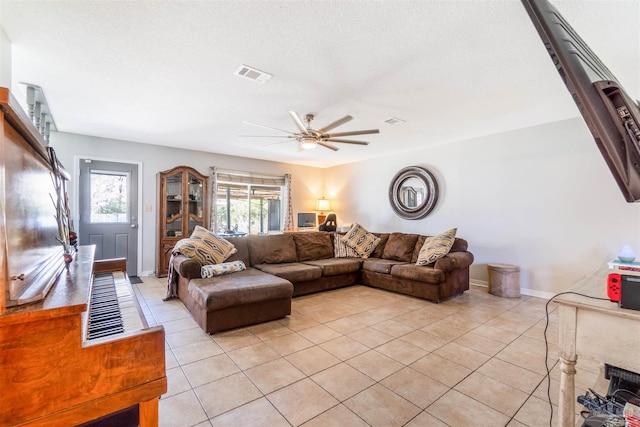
316,198 -> 330,212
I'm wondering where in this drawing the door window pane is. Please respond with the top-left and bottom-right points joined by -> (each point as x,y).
90,170 -> 129,223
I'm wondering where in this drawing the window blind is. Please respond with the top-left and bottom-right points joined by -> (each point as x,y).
216,171 -> 285,186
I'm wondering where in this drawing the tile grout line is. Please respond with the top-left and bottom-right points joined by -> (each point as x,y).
138,279 -> 561,426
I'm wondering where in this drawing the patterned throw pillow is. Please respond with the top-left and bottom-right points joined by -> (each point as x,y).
416,228 -> 457,266
201,260 -> 246,278
340,223 -> 380,258
176,225 -> 237,266
334,233 -> 360,258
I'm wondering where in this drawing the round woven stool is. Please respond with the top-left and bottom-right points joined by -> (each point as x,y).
487,263 -> 521,298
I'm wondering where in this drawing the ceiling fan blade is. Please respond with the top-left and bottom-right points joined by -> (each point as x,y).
239,135 -> 296,138
317,115 -> 353,134
264,139 -> 294,147
243,121 -> 296,135
318,141 -> 339,151
324,129 -> 379,137
325,138 -> 370,145
288,111 -> 310,135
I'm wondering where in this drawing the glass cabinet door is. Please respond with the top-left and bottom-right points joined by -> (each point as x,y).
165,171 -> 183,238
187,173 -> 204,235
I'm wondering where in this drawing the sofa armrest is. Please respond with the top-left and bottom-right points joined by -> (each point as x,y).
434,251 -> 474,272
172,254 -> 202,280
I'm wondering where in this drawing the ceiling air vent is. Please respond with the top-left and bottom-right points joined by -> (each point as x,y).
235,65 -> 272,83
384,117 -> 406,125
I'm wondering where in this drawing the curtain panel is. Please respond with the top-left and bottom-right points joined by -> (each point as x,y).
283,173 -> 293,231
209,166 -> 218,232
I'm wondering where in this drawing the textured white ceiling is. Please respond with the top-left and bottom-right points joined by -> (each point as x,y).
1,0 -> 638,168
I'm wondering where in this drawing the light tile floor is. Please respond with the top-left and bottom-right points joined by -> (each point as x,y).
134,277 -> 605,427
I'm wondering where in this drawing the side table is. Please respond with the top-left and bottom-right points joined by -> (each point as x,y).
487,263 -> 521,297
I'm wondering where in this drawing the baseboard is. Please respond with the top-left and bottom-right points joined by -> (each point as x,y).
470,279 -> 487,287
140,270 -> 156,277
520,288 -> 556,300
470,279 -> 556,300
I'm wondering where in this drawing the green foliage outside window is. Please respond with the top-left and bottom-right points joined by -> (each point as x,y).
216,184 -> 280,234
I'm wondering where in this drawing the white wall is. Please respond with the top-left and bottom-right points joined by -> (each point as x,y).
50,132 -> 324,276
0,25 -> 11,88
50,117 -> 640,296
326,117 -> 640,296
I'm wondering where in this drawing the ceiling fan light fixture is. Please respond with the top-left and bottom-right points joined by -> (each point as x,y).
300,137 -> 317,150
242,111 -> 379,153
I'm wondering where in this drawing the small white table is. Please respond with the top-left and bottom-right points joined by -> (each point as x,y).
555,268 -> 640,426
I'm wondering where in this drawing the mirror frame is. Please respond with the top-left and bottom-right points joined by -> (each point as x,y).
388,166 -> 439,220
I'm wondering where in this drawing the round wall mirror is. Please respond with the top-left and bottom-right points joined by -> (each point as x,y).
389,166 -> 438,219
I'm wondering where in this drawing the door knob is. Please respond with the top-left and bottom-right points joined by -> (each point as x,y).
131,224 -> 138,228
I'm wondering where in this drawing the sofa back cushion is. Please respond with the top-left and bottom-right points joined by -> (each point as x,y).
248,234 -> 298,265
382,233 -> 419,262
370,233 -> 390,258
292,232 -> 334,261
224,236 -> 251,266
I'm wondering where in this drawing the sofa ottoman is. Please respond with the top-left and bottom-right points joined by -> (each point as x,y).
183,267 -> 293,334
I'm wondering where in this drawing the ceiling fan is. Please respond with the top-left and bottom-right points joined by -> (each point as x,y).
241,111 -> 379,151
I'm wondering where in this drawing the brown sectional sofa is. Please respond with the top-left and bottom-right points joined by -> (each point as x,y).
169,231 -> 473,333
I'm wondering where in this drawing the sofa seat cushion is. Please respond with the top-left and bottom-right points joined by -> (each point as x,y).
362,258 -> 408,274
188,267 -> 293,311
254,262 -> 323,282
302,258 -> 362,276
391,264 -> 445,284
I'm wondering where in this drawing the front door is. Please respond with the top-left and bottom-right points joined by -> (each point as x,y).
79,159 -> 139,275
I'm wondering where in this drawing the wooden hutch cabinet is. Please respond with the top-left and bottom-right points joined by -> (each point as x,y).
157,166 -> 209,277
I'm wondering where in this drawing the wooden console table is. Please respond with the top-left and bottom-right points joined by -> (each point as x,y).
555,268 -> 640,426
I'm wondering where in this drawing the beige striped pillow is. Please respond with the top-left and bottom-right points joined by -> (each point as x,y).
340,223 -> 380,258
176,226 -> 237,266
334,233 -> 360,258
416,228 -> 457,265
